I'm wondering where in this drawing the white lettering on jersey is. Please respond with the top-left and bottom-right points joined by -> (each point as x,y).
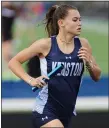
52,62 -> 83,76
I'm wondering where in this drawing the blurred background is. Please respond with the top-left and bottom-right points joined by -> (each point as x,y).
1,1 -> 108,128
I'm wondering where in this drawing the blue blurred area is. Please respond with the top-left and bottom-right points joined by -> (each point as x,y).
78,76 -> 108,97
2,76 -> 108,98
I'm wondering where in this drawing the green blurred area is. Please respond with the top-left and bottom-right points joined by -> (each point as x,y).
2,18 -> 108,80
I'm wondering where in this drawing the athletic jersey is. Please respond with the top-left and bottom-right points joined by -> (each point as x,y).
33,35 -> 84,117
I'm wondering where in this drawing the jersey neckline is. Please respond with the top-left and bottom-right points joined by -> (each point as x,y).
54,35 -> 76,56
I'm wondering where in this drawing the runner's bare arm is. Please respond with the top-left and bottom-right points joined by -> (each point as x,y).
79,38 -> 101,81
8,38 -> 50,84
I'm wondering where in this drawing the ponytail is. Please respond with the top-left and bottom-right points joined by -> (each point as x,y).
45,5 -> 59,37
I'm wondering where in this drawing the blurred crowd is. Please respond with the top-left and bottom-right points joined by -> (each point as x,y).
64,1 -> 108,17
2,1 -> 55,80
1,1 -> 108,80
2,1 -> 54,62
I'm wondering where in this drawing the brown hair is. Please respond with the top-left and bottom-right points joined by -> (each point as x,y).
45,4 -> 77,37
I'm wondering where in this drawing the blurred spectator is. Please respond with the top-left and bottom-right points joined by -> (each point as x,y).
2,1 -> 23,63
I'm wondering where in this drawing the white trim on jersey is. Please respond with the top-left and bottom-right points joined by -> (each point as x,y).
40,57 -> 48,76
32,58 -> 49,114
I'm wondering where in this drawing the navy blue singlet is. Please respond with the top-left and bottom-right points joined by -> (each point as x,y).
32,35 -> 84,127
